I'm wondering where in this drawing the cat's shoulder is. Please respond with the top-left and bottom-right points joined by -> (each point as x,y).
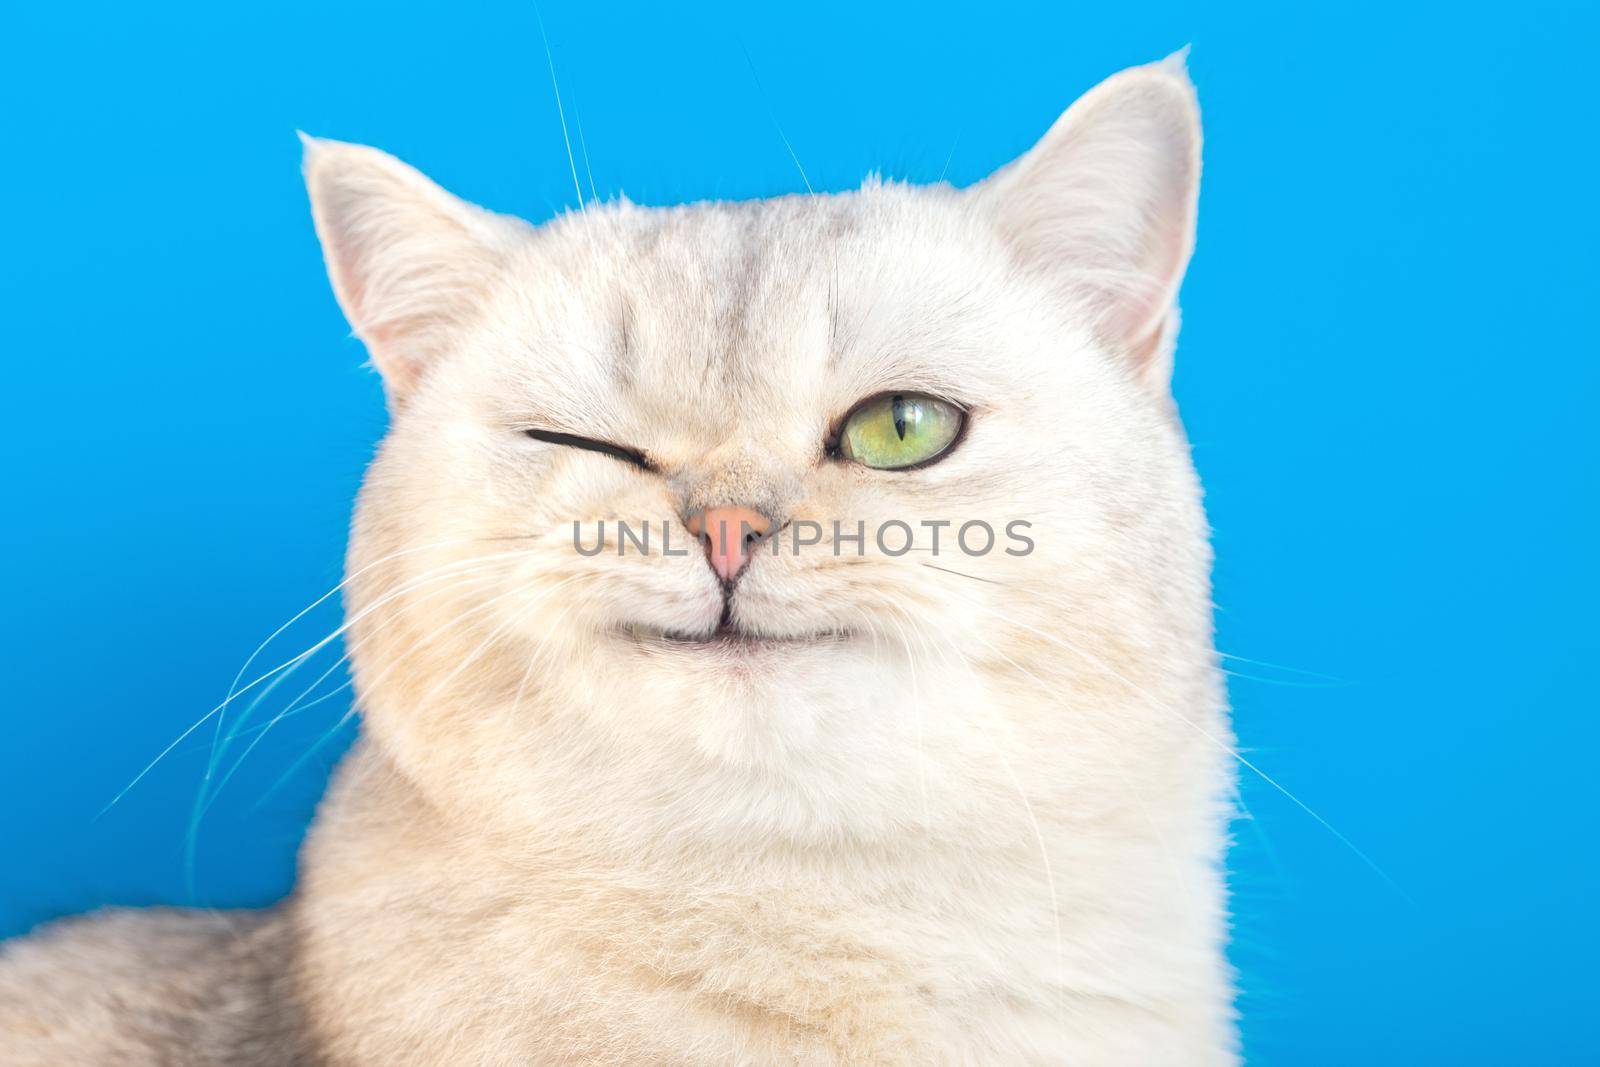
0,906 -> 309,1066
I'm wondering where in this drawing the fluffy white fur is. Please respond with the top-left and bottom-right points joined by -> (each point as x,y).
0,55 -> 1234,1064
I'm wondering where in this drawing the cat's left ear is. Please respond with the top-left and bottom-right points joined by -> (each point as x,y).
973,53 -> 1201,388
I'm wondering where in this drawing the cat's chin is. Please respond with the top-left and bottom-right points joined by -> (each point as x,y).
615,621 -> 854,655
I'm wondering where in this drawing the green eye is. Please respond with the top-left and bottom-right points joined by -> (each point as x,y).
838,392 -> 964,470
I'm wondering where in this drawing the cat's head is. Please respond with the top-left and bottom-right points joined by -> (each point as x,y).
304,56 -> 1214,847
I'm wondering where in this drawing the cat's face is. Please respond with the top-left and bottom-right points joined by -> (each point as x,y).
306,57 -> 1213,846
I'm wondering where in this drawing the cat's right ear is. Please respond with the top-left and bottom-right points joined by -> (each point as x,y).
301,135 -> 509,404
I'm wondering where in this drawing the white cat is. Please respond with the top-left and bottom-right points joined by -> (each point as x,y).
0,54 -> 1234,1065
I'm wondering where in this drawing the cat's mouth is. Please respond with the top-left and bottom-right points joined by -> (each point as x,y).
619,621 -> 850,652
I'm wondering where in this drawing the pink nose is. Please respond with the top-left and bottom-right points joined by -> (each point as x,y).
684,506 -> 772,584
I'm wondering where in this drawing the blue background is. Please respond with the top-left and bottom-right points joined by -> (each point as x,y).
2,1 -> 1595,1061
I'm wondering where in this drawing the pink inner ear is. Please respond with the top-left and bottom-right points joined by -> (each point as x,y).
979,61 -> 1201,386
303,136 -> 501,404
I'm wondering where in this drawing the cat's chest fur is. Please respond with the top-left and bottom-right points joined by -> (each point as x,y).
290,731 -> 1226,1066
291,748 -> 1037,1063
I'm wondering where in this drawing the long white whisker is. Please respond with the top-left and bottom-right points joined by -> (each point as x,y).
203,551 -> 528,764
246,575 -> 584,815
181,559 -> 536,892
411,573 -> 588,710
198,566 -> 522,816
533,0 -> 587,213
736,38 -> 813,194
204,537 -> 496,785
936,131 -> 962,184
966,600 -> 1415,906
102,549 -> 532,816
921,564 -> 1352,687
574,111 -> 599,204
958,621 -> 1188,893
